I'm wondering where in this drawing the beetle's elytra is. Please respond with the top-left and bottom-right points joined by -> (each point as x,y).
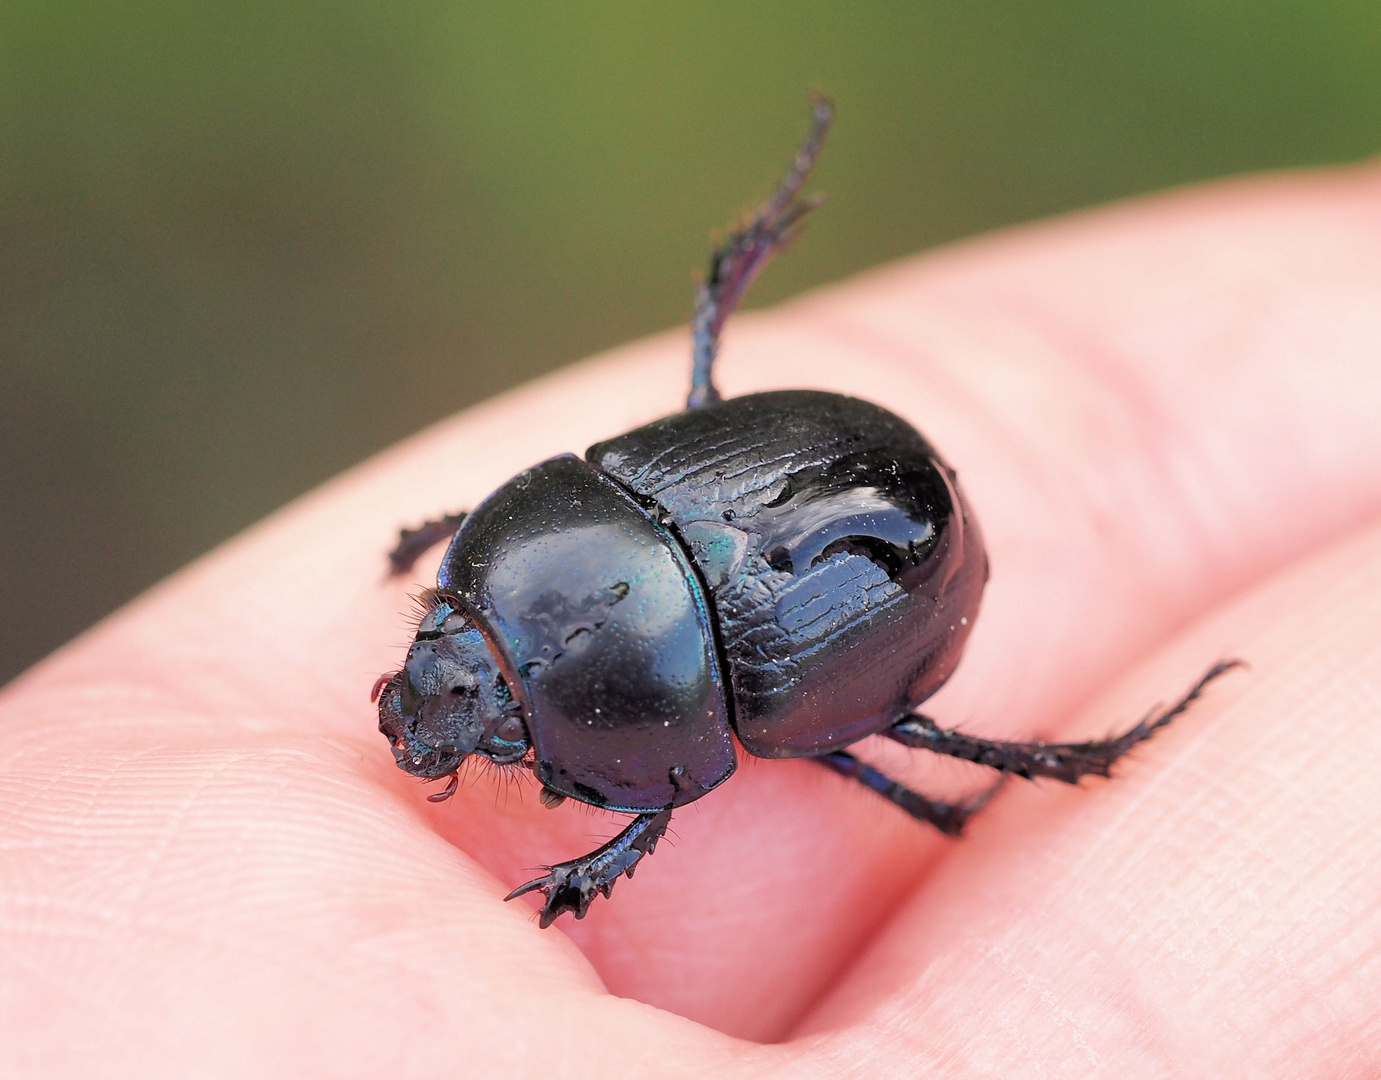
375,98 -> 1241,928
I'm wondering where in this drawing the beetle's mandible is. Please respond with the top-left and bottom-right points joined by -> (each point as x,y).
374,98 -> 1241,928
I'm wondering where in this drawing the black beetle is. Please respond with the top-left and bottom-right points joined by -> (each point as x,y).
375,98 -> 1240,928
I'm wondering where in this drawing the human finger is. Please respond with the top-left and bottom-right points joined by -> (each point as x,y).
1,162 -> 1379,1066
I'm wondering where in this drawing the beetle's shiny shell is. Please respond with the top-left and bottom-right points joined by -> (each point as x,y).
438,454 -> 734,812
590,390 -> 986,758
439,390 -> 987,812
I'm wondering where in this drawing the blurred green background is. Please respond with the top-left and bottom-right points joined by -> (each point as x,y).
3,2 -> 1380,684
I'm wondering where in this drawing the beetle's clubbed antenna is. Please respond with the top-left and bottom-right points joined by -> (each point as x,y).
687,94 -> 834,410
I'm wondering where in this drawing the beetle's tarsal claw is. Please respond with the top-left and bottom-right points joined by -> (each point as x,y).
506,858 -> 615,927
508,863 -> 601,928
503,871 -> 554,902
503,809 -> 672,927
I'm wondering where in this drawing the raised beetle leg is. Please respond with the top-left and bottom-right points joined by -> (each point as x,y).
505,808 -> 672,928
687,95 -> 833,410
816,750 -> 1004,837
386,511 -> 467,576
887,660 -> 1245,784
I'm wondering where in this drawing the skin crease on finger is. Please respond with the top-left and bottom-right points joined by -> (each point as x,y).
0,162 -> 1378,1076
793,514 -> 1381,1079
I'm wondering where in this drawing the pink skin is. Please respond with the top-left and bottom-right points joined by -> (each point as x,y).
3,163 -> 1381,1078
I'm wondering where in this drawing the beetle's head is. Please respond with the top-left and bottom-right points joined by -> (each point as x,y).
376,597 -> 529,781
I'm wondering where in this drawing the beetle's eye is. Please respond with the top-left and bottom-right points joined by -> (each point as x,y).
442,610 -> 471,635
416,602 -> 455,636
496,716 -> 526,743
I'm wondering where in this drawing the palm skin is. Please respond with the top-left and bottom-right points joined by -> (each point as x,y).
2,163 -> 1380,1078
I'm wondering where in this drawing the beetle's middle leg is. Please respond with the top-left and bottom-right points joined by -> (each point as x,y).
815,750 -> 1004,837
886,660 -> 1243,784
687,96 -> 833,410
387,511 -> 467,576
505,808 -> 672,928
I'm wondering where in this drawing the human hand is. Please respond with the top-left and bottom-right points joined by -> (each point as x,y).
3,164 -> 1380,1077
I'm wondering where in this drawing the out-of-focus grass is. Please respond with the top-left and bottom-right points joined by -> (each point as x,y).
2,1 -> 1379,681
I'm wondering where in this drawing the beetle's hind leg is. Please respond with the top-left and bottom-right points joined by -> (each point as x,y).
887,660 -> 1244,785
687,95 -> 833,410
816,750 -> 1003,836
387,511 -> 467,576
505,808 -> 672,928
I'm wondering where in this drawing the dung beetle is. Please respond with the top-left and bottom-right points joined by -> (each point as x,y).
375,98 -> 1241,928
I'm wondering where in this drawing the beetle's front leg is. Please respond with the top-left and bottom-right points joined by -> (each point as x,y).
387,511 -> 467,576
505,808 -> 672,928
